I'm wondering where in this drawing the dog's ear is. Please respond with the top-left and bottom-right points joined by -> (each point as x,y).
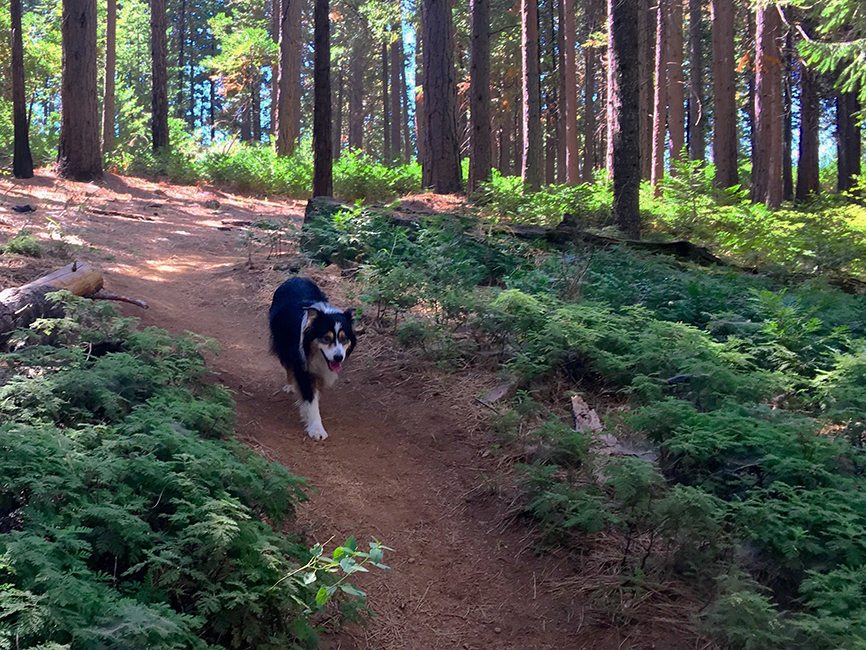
302,307 -> 320,331
344,308 -> 355,320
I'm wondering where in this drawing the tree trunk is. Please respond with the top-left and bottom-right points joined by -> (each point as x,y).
638,0 -> 654,179
711,0 -> 737,187
745,9 -> 756,164
333,66 -> 343,159
176,0 -> 186,121
100,0 -> 117,157
582,0 -> 597,182
650,0 -> 667,193
400,47 -> 412,163
666,0 -> 685,165
544,0 -> 558,185
11,0 -> 34,178
608,0 -> 641,238
58,0 -> 102,181
751,4 -> 783,208
276,0 -> 301,156
270,0 -> 279,134
687,0 -> 704,161
348,35 -> 366,151
561,0 -> 577,184
150,0 -> 169,151
390,28 -> 403,164
837,91 -> 862,192
782,30 -> 793,201
312,0 -> 333,197
795,43 -> 820,200
468,0 -> 492,193
252,73 -> 262,142
421,0 -> 462,193
382,42 -> 391,162
521,0 -> 542,189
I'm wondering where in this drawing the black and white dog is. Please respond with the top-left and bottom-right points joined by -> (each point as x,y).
269,277 -> 357,440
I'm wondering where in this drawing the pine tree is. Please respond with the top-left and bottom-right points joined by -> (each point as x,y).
468,0 -> 492,193
11,0 -> 34,178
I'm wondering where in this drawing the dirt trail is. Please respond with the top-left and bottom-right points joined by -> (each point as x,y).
2,173 -> 642,649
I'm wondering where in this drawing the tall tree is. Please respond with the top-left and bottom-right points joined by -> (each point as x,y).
421,0 -> 462,192
608,0 -> 640,238
270,0 -> 279,133
399,46 -> 412,163
101,0 -> 117,156
176,0 -> 187,121
782,31 -> 794,200
389,28 -> 402,163
751,3 -> 783,207
582,0 -> 599,181
650,0 -> 667,192
382,42 -> 391,161
151,0 -> 169,150
58,0 -> 102,180
666,0 -> 685,164
521,0 -> 542,188
687,0 -> 705,161
796,39 -> 820,200
562,0 -> 578,183
333,66 -> 344,158
11,0 -> 34,178
312,0 -> 332,196
837,90 -> 862,192
468,0 -> 492,193
276,0 -> 301,155
348,34 -> 366,151
638,0 -> 655,179
711,0 -> 737,187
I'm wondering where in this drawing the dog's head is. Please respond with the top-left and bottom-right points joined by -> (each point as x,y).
302,305 -> 357,374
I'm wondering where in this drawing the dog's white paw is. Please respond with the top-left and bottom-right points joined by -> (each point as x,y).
306,424 -> 329,441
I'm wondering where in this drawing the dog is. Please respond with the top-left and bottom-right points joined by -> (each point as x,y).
268,277 -> 357,440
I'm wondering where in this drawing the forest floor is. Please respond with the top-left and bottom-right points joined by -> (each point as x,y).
1,172 -> 693,650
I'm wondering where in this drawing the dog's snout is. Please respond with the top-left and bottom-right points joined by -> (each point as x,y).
333,352 -> 344,362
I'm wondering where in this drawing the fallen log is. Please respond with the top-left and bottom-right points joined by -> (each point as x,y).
0,262 -> 145,344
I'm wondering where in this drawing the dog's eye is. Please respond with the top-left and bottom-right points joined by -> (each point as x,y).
321,332 -> 334,344
337,331 -> 347,343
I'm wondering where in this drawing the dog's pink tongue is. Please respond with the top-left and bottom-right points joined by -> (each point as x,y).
328,360 -> 343,373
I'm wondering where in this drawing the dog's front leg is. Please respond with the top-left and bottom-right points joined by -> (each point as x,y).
299,390 -> 328,440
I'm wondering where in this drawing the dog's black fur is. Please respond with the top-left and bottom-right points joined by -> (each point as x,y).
269,277 -> 356,440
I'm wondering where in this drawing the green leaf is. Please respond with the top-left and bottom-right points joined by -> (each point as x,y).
339,584 -> 367,598
315,586 -> 330,607
302,571 -> 317,585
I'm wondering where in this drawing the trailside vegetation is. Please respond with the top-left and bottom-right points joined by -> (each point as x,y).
302,189 -> 866,647
0,293 -> 388,649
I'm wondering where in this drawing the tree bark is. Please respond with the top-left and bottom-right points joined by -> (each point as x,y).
276,0 -> 301,156
711,0 -> 737,187
312,0 -> 333,197
252,73 -> 262,142
666,0 -> 685,165
58,0 -> 102,181
270,0 -> 279,134
782,30 -> 793,201
382,42 -> 391,162
400,46 -> 412,163
390,33 -> 403,163
544,0 -> 558,185
582,0 -> 597,182
150,0 -> 169,151
687,0 -> 704,161
650,0 -> 667,193
837,91 -> 862,192
100,0 -> 117,156
795,41 -> 820,200
333,66 -> 343,159
176,0 -> 186,121
638,0 -> 654,179
561,0 -> 578,183
521,0 -> 542,189
421,0 -> 462,193
11,0 -> 34,178
751,4 -> 783,208
468,0 -> 492,193
608,0 -> 641,238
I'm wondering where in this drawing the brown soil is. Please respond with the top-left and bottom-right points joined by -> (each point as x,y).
1,172 -> 698,650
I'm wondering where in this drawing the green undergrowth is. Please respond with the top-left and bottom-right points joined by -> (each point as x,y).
0,293 -> 387,650
108,131 -> 421,203
304,206 -> 866,648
